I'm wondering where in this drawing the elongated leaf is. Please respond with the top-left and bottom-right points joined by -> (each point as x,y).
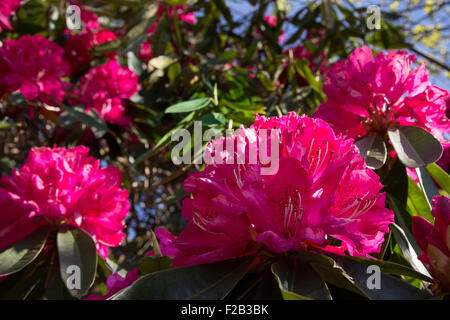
390,223 -> 431,278
151,14 -> 170,57
349,256 -> 433,282
165,98 -> 212,113
302,252 -> 367,297
416,167 -> 440,208
111,255 -> 255,300
407,176 -> 433,222
138,255 -> 172,275
332,254 -> 432,299
57,228 -> 98,299
61,107 -> 109,138
271,256 -> 332,300
354,133 -> 387,169
426,163 -> 450,193
293,58 -> 324,98
0,227 -> 48,276
388,126 -> 443,168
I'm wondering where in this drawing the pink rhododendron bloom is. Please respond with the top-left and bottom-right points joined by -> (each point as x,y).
0,146 -> 130,259
313,46 -> 450,146
157,113 -> 394,267
412,196 -> 450,294
85,268 -> 139,299
263,15 -> 286,43
63,29 -> 118,75
74,60 -> 140,126
0,35 -> 70,104
0,0 -> 20,33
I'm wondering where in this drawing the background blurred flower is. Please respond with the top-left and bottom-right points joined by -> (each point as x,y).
0,0 -> 20,33
0,35 -> 70,105
73,60 -> 140,126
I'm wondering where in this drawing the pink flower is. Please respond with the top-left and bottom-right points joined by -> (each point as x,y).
157,113 -> 394,267
253,14 -> 286,43
313,46 -> 450,146
0,35 -> 70,104
63,30 -> 118,75
74,60 -> 140,126
0,0 -> 20,33
412,196 -> 450,294
85,268 -> 139,300
0,146 -> 130,259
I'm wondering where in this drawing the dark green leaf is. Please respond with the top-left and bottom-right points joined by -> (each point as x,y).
332,254 -> 432,299
0,227 -> 48,276
111,255 -> 255,300
416,167 -> 440,207
57,228 -> 98,299
138,255 -> 172,274
271,256 -> 332,300
388,125 -> 443,168
354,133 -> 387,169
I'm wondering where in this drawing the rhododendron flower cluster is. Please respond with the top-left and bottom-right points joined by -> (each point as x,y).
74,60 -> 140,126
0,146 -> 130,259
0,0 -> 20,33
412,195 -> 450,294
313,46 -> 450,146
63,2 -> 118,75
0,35 -> 70,105
157,113 -> 394,267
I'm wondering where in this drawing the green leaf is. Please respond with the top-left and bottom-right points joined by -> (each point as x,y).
111,255 -> 255,300
416,167 -> 440,208
148,55 -> 178,70
388,125 -> 443,168
151,14 -> 170,57
293,58 -> 325,99
331,254 -> 432,299
57,228 -> 98,299
200,112 -> 226,126
390,223 -> 431,279
302,252 -> 367,297
60,106 -> 109,138
407,176 -> 433,222
165,98 -> 212,113
426,163 -> 450,194
271,256 -> 332,300
354,133 -> 387,169
138,255 -> 172,274
349,256 -> 433,282
0,227 -> 48,276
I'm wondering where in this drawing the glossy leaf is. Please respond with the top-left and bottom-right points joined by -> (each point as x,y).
354,133 -> 387,169
111,255 -> 255,300
165,98 -> 212,113
388,125 -> 443,168
426,163 -> 450,193
57,228 -> 98,299
0,227 -> 48,277
271,256 -> 332,300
